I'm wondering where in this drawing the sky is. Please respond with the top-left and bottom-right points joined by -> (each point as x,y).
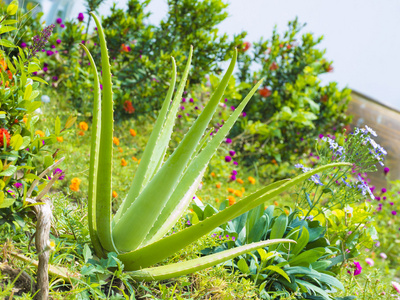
68,0 -> 400,111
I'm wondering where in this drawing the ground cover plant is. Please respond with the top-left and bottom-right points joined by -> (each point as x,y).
0,1 -> 399,299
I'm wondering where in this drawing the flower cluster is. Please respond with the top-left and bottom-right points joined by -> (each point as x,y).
70,178 -> 81,192
28,24 -> 56,59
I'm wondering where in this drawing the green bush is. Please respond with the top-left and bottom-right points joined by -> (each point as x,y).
233,18 -> 351,178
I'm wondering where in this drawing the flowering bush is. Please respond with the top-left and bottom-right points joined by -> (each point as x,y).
232,18 -> 351,178
0,4 -> 75,228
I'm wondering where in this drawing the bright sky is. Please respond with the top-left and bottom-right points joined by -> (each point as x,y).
70,0 -> 400,111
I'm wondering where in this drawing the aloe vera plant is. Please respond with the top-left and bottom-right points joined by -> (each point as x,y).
80,13 -> 351,281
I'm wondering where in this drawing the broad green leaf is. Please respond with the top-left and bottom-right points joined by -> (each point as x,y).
237,258 -> 250,274
6,0 -> 18,15
0,165 -> 17,176
55,116 -> 61,135
129,239 -> 294,280
289,248 -> 325,266
292,227 -> 309,255
265,265 -> 291,283
24,84 -> 32,100
30,76 -> 48,85
0,39 -> 16,48
28,90 -> 40,100
10,134 -> 23,150
269,213 -> 288,251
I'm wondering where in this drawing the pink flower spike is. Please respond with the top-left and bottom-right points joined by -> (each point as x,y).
365,258 -> 374,266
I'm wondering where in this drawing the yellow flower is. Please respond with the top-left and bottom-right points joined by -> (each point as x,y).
57,136 -> 63,142
35,130 -> 45,137
211,172 -> 216,177
215,198 -> 220,203
233,190 -> 242,197
79,121 -> 89,131
130,129 -> 137,137
113,137 -> 120,146
78,131 -> 85,136
71,178 -> 81,185
138,159 -> 141,165
227,188 -> 234,193
23,116 -> 28,123
121,158 -> 127,166
112,191 -> 118,198
248,176 -> 256,184
236,178 -> 244,184
228,196 -> 236,205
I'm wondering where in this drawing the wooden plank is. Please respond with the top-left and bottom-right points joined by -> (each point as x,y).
347,92 -> 400,190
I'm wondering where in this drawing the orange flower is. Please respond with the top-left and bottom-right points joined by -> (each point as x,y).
79,121 -> 88,131
130,129 -> 137,137
0,58 -> 7,70
138,159 -> 141,165
228,196 -> 236,205
23,116 -> 27,123
241,41 -> 251,52
113,137 -> 120,146
118,147 -> 123,153
123,100 -> 135,114
227,188 -> 234,193
71,178 -> 81,185
269,62 -> 278,71
70,184 -> 79,191
132,156 -> 138,161
211,172 -> 216,177
241,187 -> 245,193
284,209 -> 289,215
189,208 -> 194,213
112,191 -> 118,198
35,130 -> 45,137
248,176 -> 256,184
234,190 -> 242,197
57,136 -> 63,142
78,131 -> 85,136
271,159 -> 277,165
236,178 -> 244,184
121,158 -> 127,166
216,183 -> 221,189
274,201 -> 279,206
215,198 -> 220,203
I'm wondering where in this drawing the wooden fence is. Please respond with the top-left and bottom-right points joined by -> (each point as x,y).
347,90 -> 400,189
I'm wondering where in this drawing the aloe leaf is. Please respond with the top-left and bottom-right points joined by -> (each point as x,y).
80,44 -> 105,257
90,13 -> 115,252
112,50 -> 238,252
129,239 -> 295,280
118,162 -> 350,270
144,168 -> 206,244
142,76 -> 263,246
113,58 -> 177,223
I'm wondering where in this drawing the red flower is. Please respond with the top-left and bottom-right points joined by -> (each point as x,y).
269,62 -> 278,71
326,65 -> 334,72
123,100 -> 135,114
0,128 -> 10,148
241,42 -> 251,52
259,87 -> 271,98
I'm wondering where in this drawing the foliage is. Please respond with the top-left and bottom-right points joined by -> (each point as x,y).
232,18 -> 352,178
193,202 -> 345,299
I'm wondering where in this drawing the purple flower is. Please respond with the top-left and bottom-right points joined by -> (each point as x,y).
180,106 -> 185,110
233,161 -> 238,166
384,167 -> 390,175
178,115 -> 182,118
225,156 -> 232,162
60,24 -> 65,28
100,84 -> 103,90
56,39 -> 61,44
232,170 -> 237,176
230,175 -> 236,181
225,138 -> 232,144
353,262 -> 362,276
318,134 -> 324,139
230,106 -> 235,111
43,66 -> 48,72
78,13 -> 84,22
189,98 -> 194,103
52,76 -> 58,81
14,182 -> 23,189
29,24 -> 55,59
382,188 -> 387,193
53,168 -> 65,180
21,42 -> 27,48
56,18 -> 62,24
46,50 -> 54,56
392,211 -> 397,216
242,112 -> 247,117
229,150 -> 236,156
232,236 -> 235,241
182,98 -> 186,102
365,258 -> 374,266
